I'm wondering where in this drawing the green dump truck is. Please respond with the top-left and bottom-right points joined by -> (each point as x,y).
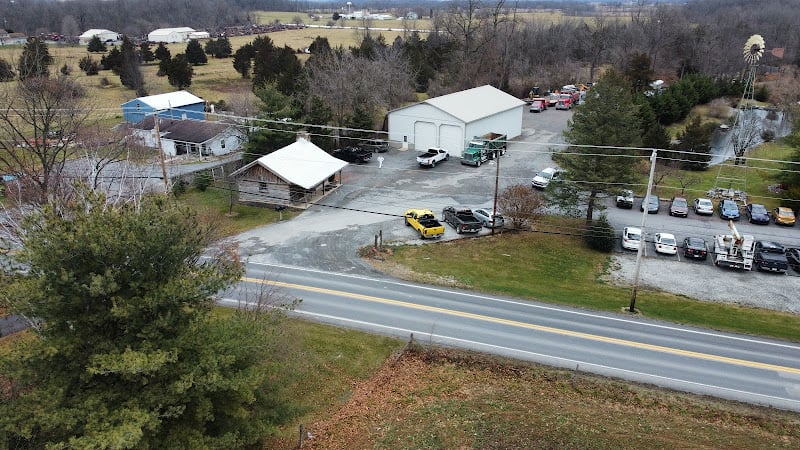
460,132 -> 507,167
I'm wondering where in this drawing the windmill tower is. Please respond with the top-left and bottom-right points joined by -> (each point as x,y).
713,34 -> 765,202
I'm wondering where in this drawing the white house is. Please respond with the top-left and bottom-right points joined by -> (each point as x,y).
188,31 -> 210,40
148,27 -> 196,43
387,85 -> 525,157
130,117 -> 245,157
78,29 -> 119,45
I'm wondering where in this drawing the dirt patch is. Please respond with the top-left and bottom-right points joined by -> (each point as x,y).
301,345 -> 800,449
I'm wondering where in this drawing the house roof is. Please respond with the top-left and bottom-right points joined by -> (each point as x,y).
421,85 -> 526,123
79,29 -> 117,38
133,117 -> 235,144
126,90 -> 204,110
149,27 -> 195,37
232,138 -> 347,190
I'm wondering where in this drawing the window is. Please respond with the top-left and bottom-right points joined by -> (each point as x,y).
258,182 -> 267,192
220,139 -> 226,149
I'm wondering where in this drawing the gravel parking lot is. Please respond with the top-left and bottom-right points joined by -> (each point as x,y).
235,107 -> 800,314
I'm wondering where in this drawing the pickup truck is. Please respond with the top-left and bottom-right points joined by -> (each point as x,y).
442,206 -> 482,234
404,209 -> 445,239
417,148 -> 449,167
616,189 -> 634,209
332,146 -> 372,163
753,241 -> 789,273
529,98 -> 548,113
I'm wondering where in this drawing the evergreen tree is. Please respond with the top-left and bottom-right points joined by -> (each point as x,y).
205,37 -> 232,58
185,39 -> 207,65
87,35 -> 106,53
0,58 -> 15,81
0,193 -> 297,448
243,83 -> 299,163
101,46 -> 122,71
232,43 -> 254,78
673,115 -> 715,170
139,41 -> 155,63
624,52 -> 653,93
552,70 -> 643,224
166,54 -> 193,89
17,37 -> 53,80
116,36 -> 145,93
154,42 -> 170,61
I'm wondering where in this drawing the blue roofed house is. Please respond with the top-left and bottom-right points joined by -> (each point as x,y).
121,91 -> 205,124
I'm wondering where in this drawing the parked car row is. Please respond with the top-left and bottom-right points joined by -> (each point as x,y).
619,192 -> 797,228
404,207 -> 506,239
620,225 -> 800,274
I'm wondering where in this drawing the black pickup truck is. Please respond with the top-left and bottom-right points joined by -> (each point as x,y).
332,146 -> 372,163
753,241 -> 789,273
442,206 -> 483,234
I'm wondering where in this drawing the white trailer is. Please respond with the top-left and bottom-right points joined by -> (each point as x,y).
712,220 -> 755,270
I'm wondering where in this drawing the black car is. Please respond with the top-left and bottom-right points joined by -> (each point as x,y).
640,194 -> 659,214
753,241 -> 789,273
332,146 -> 372,163
786,247 -> 800,273
682,237 -> 708,260
746,203 -> 770,225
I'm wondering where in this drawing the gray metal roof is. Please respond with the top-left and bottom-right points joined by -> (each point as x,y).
423,85 -> 526,123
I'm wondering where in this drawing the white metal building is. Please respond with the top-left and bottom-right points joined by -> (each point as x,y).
148,27 -> 196,43
387,85 -> 525,157
78,29 -> 119,45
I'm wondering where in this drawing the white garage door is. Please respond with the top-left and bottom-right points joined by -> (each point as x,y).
439,124 -> 464,157
414,121 -> 436,151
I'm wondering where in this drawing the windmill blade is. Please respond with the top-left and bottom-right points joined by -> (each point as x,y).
743,34 -> 765,64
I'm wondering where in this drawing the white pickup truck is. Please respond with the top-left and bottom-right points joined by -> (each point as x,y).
417,148 -> 449,167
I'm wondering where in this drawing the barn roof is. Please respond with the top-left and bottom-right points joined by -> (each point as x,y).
423,85 -> 526,123
232,138 -> 347,190
149,27 -> 195,37
127,90 -> 204,110
79,29 -> 116,38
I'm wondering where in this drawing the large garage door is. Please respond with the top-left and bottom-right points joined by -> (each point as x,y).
439,124 -> 464,157
413,121 -> 436,151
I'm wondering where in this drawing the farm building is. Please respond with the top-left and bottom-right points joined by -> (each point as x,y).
78,29 -> 119,45
387,85 -> 525,157
231,134 -> 347,209
147,27 -> 196,43
130,117 -> 245,157
121,90 -> 205,124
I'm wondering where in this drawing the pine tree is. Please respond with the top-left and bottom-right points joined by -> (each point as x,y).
0,193 -> 297,448
139,41 -> 155,63
553,70 -> 643,224
117,36 -> 144,92
185,39 -> 207,65
166,54 -> 193,89
154,42 -> 170,61
87,35 -> 106,53
17,37 -> 53,80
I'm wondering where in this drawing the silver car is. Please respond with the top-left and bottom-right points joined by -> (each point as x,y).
693,198 -> 714,215
473,208 -> 505,228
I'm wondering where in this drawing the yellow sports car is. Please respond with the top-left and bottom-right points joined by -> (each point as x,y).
773,207 -> 796,226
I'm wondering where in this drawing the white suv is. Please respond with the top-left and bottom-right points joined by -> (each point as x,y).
531,167 -> 561,189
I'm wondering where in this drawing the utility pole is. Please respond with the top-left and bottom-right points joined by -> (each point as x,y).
153,111 -> 169,193
491,147 -> 501,235
629,149 -> 657,313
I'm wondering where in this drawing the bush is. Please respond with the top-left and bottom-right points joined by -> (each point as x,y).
755,84 -> 770,102
584,215 -> 615,252
193,170 -> 212,192
761,129 -> 776,142
171,179 -> 186,196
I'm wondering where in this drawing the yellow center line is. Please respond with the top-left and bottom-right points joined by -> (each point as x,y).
242,277 -> 800,375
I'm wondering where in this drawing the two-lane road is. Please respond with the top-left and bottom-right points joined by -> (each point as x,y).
222,262 -> 800,412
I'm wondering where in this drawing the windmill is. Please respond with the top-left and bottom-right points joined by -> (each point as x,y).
712,34 -> 765,203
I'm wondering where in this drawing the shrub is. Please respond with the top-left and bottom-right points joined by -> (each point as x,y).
193,170 -> 212,192
761,129 -> 776,142
584,215 -> 615,252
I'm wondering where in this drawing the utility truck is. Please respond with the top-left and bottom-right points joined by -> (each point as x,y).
712,220 -> 755,270
460,132 -> 507,167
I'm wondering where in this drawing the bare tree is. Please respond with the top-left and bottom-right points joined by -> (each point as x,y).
497,184 -> 545,229
0,77 -> 90,204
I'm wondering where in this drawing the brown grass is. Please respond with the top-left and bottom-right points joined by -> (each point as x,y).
301,345 -> 800,450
